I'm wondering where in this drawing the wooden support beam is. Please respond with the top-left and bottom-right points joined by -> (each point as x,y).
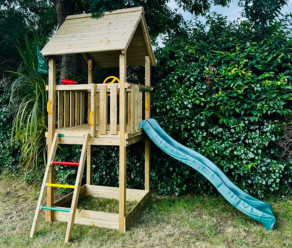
119,53 -> 127,233
90,84 -> 96,137
88,59 -> 93,124
46,56 -> 56,222
87,59 -> 93,187
145,56 -> 151,191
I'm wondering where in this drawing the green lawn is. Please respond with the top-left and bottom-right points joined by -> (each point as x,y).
0,176 -> 291,248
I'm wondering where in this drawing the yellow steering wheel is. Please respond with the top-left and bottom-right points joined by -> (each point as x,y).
103,76 -> 120,96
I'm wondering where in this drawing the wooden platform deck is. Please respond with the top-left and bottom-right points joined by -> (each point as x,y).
45,124 -> 145,146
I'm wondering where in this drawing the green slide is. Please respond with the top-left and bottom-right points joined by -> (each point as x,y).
139,119 -> 276,230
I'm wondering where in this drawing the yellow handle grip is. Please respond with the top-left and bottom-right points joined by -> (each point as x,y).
47,100 -> 52,114
89,111 -> 93,126
145,99 -> 149,111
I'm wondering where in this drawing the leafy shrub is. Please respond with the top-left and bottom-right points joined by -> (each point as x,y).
151,14 -> 292,198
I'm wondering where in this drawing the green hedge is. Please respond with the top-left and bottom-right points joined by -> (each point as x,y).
3,14 -> 292,199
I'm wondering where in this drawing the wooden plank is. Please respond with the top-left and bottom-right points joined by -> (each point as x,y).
99,85 -> 108,135
130,85 -> 135,134
54,210 -> 119,230
64,92 -> 70,127
75,92 -> 80,126
126,134 -> 145,147
88,59 -> 93,125
30,133 -> 59,237
119,53 -> 127,233
110,84 -> 118,134
139,91 -> 142,123
58,137 -> 120,146
86,185 -> 147,201
80,92 -> 85,124
70,91 -> 75,127
46,57 -> 56,222
133,85 -> 139,133
58,91 -> 64,128
125,191 -> 151,230
145,56 -> 151,191
65,133 -> 90,243
91,84 -> 96,137
123,12 -> 142,52
127,91 -> 131,126
87,146 -> 92,185
96,92 -> 100,125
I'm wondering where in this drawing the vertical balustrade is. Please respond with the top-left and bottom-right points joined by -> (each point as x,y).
80,92 -> 85,124
75,92 -> 80,126
70,91 -> 75,127
110,84 -> 118,134
58,91 -> 64,128
64,91 -> 70,127
100,85 -> 108,134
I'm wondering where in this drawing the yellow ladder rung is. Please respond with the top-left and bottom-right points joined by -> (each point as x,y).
46,183 -> 75,189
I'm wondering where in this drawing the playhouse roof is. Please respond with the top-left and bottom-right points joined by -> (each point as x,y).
41,7 -> 155,67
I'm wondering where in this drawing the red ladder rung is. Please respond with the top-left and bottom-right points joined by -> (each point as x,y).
52,161 -> 79,166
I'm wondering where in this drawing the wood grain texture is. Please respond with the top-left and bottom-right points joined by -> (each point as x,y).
58,91 -> 64,128
99,85 -> 108,135
46,57 -> 56,222
119,53 -> 127,233
110,84 -> 118,134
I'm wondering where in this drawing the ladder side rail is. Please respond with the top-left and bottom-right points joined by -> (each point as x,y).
30,132 -> 59,237
65,133 -> 90,243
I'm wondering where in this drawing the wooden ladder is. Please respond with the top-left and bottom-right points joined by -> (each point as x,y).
30,132 -> 90,243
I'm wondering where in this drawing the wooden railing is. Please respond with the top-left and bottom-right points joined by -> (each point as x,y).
50,83 -> 152,136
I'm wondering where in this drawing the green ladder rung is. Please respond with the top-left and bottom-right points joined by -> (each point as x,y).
40,206 -> 70,213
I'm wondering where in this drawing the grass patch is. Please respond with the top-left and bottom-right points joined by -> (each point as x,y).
0,175 -> 292,247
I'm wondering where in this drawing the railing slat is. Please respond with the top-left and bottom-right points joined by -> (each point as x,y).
75,92 -> 80,126
130,85 -> 135,134
70,91 -> 75,127
139,91 -> 142,124
127,91 -> 131,126
58,91 -> 64,128
80,92 -> 84,124
96,92 -> 100,125
64,91 -> 70,127
110,84 -> 118,134
91,84 -> 96,137
100,85 -> 108,134
134,85 -> 140,133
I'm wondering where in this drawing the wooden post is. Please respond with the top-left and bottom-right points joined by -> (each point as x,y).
90,84 -> 96,137
87,59 -> 93,185
119,53 -> 127,233
145,56 -> 151,191
46,56 -> 56,222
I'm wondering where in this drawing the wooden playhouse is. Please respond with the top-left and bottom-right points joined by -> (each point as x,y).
30,7 -> 155,242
